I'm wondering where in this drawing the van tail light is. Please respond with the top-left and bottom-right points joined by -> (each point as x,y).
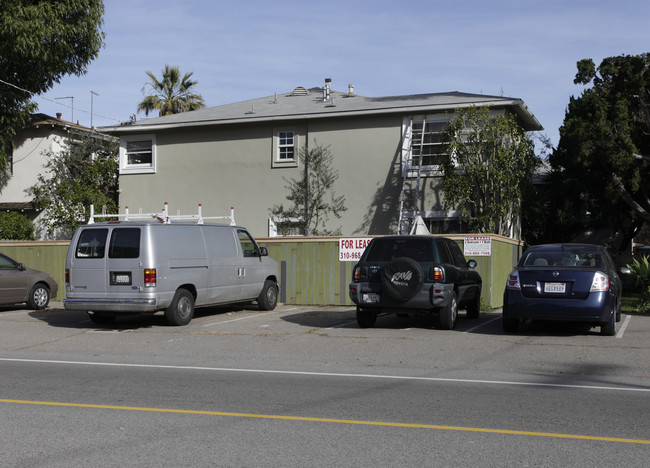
354,266 -> 367,281
590,272 -> 609,292
144,269 -> 157,287
506,271 -> 520,290
429,266 -> 444,281
65,268 -> 69,285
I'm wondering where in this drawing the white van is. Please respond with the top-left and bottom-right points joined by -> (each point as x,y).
64,220 -> 279,326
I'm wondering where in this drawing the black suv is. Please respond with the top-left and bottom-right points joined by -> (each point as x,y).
349,236 -> 482,329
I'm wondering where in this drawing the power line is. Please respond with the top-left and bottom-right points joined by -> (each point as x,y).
0,78 -> 124,123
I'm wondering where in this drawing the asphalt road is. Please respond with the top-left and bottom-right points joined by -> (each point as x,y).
0,303 -> 648,467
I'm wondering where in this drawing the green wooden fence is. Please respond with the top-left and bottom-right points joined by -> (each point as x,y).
1,235 -> 521,308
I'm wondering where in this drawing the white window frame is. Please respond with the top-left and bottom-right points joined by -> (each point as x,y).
268,217 -> 304,237
272,129 -> 300,168
401,115 -> 453,177
119,134 -> 156,174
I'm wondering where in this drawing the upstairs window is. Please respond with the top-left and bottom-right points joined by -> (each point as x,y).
278,131 -> 295,161
272,129 -> 300,168
120,135 -> 156,174
410,120 -> 449,168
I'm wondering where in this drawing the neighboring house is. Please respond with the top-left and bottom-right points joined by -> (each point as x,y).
100,80 -> 542,238
0,113 -> 114,239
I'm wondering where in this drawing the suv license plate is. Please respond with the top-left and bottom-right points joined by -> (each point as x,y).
362,293 -> 380,303
544,282 -> 566,293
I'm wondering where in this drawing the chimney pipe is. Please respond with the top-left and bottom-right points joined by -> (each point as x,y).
56,113 -> 62,119
323,78 -> 331,101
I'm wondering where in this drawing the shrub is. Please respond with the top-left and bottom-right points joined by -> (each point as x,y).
627,256 -> 650,312
0,211 -> 35,240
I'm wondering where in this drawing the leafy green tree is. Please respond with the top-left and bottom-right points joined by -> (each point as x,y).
0,0 -> 105,188
137,65 -> 206,116
440,106 -> 539,236
271,142 -> 347,236
0,212 -> 34,240
549,53 -> 650,251
30,135 -> 119,238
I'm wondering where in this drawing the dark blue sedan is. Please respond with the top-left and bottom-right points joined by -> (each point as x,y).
502,244 -> 625,336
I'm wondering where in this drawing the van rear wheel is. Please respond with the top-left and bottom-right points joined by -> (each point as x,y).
165,289 -> 195,326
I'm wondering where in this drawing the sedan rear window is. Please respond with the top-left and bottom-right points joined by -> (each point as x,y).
521,249 -> 602,268
365,238 -> 433,262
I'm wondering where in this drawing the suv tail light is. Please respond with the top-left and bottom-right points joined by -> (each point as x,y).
144,268 -> 157,287
354,266 -> 367,281
590,271 -> 609,292
506,271 -> 520,290
429,266 -> 444,281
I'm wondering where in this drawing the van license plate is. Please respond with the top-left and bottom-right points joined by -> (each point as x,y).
110,272 -> 132,286
544,282 -> 566,293
362,293 -> 380,303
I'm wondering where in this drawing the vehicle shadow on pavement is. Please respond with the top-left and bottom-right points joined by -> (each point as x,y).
27,303 -> 262,330
280,309 -> 460,331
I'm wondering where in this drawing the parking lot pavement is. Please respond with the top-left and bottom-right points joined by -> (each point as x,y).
1,302 -> 649,388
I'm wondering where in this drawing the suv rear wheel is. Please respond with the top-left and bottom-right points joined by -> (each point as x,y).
439,292 -> 458,330
356,307 -> 377,328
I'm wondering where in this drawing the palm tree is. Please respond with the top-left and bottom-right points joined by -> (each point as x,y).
137,65 -> 206,116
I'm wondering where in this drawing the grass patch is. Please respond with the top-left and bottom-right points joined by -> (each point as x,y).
622,291 -> 648,314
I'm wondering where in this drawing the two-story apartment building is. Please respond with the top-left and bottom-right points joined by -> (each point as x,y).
100,80 -> 542,238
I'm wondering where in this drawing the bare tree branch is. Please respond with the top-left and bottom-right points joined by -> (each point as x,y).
611,172 -> 650,222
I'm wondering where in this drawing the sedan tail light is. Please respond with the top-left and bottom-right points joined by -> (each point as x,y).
506,271 -> 520,290
590,271 -> 609,292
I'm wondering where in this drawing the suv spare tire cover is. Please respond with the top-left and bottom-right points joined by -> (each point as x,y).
381,257 -> 424,302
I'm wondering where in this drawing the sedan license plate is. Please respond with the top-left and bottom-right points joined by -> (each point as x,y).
362,293 -> 380,303
544,282 -> 566,293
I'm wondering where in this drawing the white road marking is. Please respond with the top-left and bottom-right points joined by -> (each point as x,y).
202,310 -> 277,328
0,357 -> 648,393
616,315 -> 632,338
463,316 -> 501,333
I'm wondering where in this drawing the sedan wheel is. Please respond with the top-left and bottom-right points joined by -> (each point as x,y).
27,284 -> 50,310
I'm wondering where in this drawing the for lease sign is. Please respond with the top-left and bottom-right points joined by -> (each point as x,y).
464,235 -> 492,256
339,237 -> 372,262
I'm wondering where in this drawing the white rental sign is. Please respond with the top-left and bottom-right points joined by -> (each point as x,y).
464,235 -> 492,256
339,238 -> 372,262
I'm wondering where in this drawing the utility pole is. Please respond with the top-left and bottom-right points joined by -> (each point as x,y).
90,91 -> 99,128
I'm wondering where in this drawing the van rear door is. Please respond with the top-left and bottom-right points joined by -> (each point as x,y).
105,227 -> 144,295
68,227 -> 110,297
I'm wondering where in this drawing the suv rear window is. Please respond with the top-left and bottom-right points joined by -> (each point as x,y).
365,238 -> 433,262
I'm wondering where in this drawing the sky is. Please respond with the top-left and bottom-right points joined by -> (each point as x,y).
34,0 -> 650,150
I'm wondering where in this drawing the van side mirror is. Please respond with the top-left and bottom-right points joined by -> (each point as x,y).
259,247 -> 269,257
467,259 -> 477,269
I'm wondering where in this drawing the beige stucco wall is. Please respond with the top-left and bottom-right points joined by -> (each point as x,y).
3,128 -> 63,204
118,113 -> 448,237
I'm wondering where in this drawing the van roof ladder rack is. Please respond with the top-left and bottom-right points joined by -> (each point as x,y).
88,203 -> 236,225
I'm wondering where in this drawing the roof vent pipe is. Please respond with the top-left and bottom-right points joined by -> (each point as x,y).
324,78 -> 331,102
348,84 -> 354,97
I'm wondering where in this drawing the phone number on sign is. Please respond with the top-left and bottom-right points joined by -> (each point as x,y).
339,251 -> 363,261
